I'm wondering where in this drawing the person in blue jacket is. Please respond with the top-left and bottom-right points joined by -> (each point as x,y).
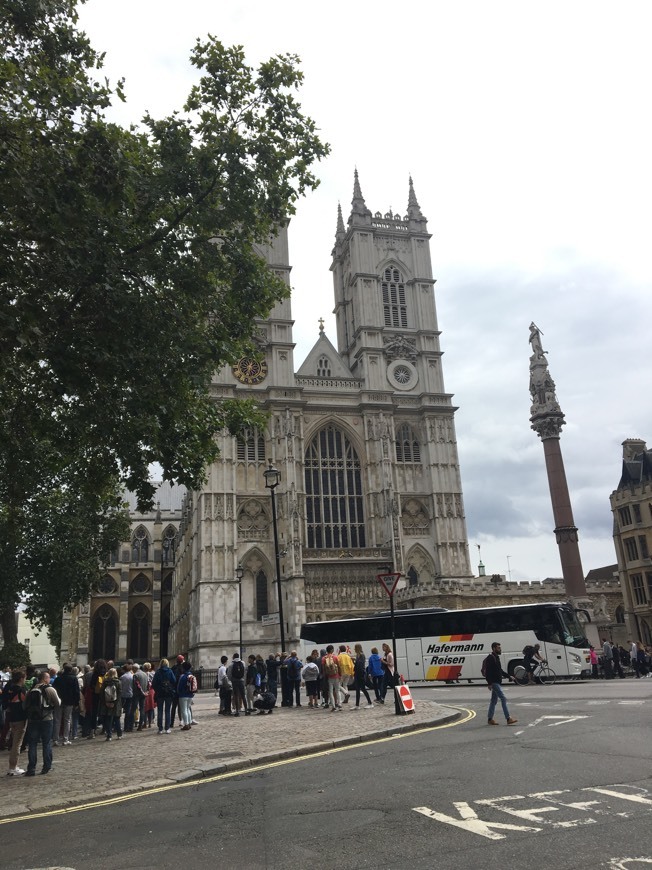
151,658 -> 177,734
367,647 -> 385,703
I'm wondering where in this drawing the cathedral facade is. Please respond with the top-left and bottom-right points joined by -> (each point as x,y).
169,173 -> 473,667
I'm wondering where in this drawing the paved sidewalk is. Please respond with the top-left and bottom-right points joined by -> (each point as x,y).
1,694 -> 461,819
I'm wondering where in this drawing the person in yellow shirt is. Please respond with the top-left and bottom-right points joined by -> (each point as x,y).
337,645 -> 354,705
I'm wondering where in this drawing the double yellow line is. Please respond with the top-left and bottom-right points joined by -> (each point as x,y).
2,706 -> 475,826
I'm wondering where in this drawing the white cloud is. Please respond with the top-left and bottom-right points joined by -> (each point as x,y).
77,0 -> 652,579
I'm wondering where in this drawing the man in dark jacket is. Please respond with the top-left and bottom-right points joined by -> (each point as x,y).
484,642 -> 517,726
52,663 -> 80,745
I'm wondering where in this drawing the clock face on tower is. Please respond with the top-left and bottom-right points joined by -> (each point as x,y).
232,356 -> 268,385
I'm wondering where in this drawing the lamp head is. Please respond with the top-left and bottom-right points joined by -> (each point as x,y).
235,564 -> 244,581
264,460 -> 280,489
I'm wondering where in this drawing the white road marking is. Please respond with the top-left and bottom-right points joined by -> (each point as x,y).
413,782 -> 652,842
618,701 -> 646,705
608,859 -> 652,868
476,794 -> 596,828
412,801 -> 540,840
587,787 -> 652,806
514,714 -> 588,735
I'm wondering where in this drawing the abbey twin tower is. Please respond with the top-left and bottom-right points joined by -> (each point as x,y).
61,173 -> 473,667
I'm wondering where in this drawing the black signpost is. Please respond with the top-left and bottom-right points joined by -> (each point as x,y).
376,571 -> 403,715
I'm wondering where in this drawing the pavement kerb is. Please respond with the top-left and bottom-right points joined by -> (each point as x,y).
0,705 -> 466,822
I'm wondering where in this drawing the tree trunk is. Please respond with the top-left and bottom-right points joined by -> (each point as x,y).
0,606 -> 18,647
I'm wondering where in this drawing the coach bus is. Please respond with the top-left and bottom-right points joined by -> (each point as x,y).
300,602 -> 591,682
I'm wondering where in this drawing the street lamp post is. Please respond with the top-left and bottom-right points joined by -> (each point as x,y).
235,563 -> 244,658
264,461 -> 286,654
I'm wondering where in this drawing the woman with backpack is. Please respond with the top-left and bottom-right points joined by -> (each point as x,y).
301,654 -> 320,708
352,644 -> 374,709
152,658 -> 177,734
99,668 -> 122,740
177,661 -> 197,730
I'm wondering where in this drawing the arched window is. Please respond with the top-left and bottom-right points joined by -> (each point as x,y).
407,566 -> 418,587
236,428 -> 266,462
305,426 -> 366,549
91,604 -> 117,661
129,602 -> 150,660
162,526 -> 176,564
317,356 -> 331,377
256,570 -> 269,620
160,602 -> 171,658
131,526 -> 149,562
395,424 -> 421,463
615,605 -> 625,624
382,267 -> 407,328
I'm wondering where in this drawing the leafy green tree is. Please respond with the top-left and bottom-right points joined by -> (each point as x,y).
0,0 -> 328,644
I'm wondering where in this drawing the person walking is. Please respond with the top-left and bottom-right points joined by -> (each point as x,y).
352,644 -> 374,709
133,664 -> 148,731
589,646 -> 599,679
24,670 -> 60,775
483,642 -> 517,726
612,643 -> 625,679
367,647 -> 385,703
337,645 -> 354,705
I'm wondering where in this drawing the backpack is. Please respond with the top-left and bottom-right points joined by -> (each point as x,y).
481,655 -> 491,678
26,686 -> 50,721
157,675 -> 175,698
323,654 -> 338,677
186,673 -> 197,694
231,660 -> 245,680
104,682 -> 117,707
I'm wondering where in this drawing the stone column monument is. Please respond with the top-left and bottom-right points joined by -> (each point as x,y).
528,325 -> 599,641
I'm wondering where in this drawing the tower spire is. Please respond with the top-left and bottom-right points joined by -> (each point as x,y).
349,168 -> 372,225
335,201 -> 345,240
407,175 -> 426,223
528,323 -> 587,600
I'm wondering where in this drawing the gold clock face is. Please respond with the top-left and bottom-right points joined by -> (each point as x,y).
232,356 -> 268,385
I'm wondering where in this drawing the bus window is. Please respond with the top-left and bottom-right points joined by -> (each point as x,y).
535,610 -> 562,644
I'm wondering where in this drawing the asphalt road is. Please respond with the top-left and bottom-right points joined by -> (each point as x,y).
6,678 -> 652,870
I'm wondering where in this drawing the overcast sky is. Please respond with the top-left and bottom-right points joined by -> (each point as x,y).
78,1 -> 652,582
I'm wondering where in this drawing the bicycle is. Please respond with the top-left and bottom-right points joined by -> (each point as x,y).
513,661 -> 556,686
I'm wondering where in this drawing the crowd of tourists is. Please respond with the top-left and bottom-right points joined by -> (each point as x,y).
0,643 -> 398,776
593,639 -> 652,678
214,643 -> 397,715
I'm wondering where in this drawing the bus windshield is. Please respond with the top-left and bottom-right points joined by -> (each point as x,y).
557,607 -> 589,648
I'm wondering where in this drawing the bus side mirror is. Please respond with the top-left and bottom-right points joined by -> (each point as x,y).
574,608 -> 591,623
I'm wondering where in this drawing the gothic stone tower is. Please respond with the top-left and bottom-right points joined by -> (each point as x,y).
170,174 -> 472,667
325,171 -> 472,586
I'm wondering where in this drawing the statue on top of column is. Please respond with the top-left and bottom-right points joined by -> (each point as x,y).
528,323 -> 564,438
